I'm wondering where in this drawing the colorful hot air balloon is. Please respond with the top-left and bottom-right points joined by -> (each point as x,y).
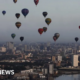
34,0 -> 39,5
53,36 -> 57,41
20,37 -> 24,41
45,18 -> 51,25
43,12 -> 48,17
79,26 -> 80,29
75,37 -> 79,42
11,33 -> 16,39
15,22 -> 21,29
43,27 -> 47,32
54,33 -> 60,39
2,11 -> 6,15
38,28 -> 43,35
15,13 -> 20,19
21,8 -> 29,17
13,0 -> 17,3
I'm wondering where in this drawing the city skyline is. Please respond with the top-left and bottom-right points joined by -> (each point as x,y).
0,0 -> 80,43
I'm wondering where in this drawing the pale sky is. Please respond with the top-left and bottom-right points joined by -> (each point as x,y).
0,0 -> 80,43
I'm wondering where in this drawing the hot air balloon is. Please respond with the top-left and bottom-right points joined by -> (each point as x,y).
38,28 -> 43,35
20,37 -> 24,41
43,27 -> 47,32
54,33 -> 60,39
34,0 -> 39,5
45,18 -> 51,25
15,22 -> 21,29
53,36 -> 57,41
13,0 -> 17,3
11,33 -> 16,39
79,26 -> 80,29
2,11 -> 6,15
15,13 -> 20,19
21,8 -> 29,17
43,12 -> 47,17
75,37 -> 79,42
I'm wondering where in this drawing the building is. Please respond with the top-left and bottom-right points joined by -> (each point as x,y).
6,42 -> 14,50
56,56 -> 62,62
24,45 -> 27,51
0,47 -> 6,52
49,64 -> 54,74
71,55 -> 78,67
44,68 -> 48,74
52,56 -> 55,62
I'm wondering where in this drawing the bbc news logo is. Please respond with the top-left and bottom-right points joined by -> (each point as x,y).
0,70 -> 14,75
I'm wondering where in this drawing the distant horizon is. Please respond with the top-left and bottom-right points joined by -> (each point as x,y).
0,41 -> 80,44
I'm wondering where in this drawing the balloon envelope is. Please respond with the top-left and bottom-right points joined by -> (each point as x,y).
20,37 -> 24,41
11,33 -> 16,39
43,27 -> 47,32
54,33 -> 60,39
43,12 -> 47,17
75,37 -> 79,42
38,28 -> 43,35
2,11 -> 6,15
34,0 -> 39,5
15,13 -> 20,19
13,0 -> 17,3
53,36 -> 56,41
21,8 -> 29,17
79,26 -> 80,29
15,22 -> 21,29
45,18 -> 51,25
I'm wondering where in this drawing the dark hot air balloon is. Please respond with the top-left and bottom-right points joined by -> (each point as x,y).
53,36 -> 57,41
54,33 -> 60,39
75,37 -> 79,42
15,13 -> 20,19
43,27 -> 47,32
45,18 -> 51,25
20,37 -> 24,41
15,22 -> 21,29
13,0 -> 17,3
2,11 -> 6,15
21,8 -> 29,17
38,28 -> 43,35
34,0 -> 39,5
43,12 -> 48,17
79,26 -> 80,29
11,33 -> 16,39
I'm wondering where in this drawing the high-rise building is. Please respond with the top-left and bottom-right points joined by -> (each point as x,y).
52,56 -> 55,62
24,45 -> 27,51
73,49 -> 77,54
44,68 -> 48,74
0,47 -> 6,52
6,42 -> 14,50
71,55 -> 78,67
56,56 -> 62,62
49,64 -> 54,74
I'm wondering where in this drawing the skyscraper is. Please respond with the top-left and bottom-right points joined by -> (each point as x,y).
52,56 -> 55,62
71,55 -> 78,67
24,45 -> 27,51
6,42 -> 14,50
49,64 -> 54,74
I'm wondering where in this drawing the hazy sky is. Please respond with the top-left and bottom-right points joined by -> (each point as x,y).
0,0 -> 80,43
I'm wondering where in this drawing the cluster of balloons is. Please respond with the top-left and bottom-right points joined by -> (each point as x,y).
38,12 -> 52,35
53,33 -> 60,42
74,26 -> 80,42
14,7 -> 29,41
12,0 -> 38,41
2,0 -> 61,42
